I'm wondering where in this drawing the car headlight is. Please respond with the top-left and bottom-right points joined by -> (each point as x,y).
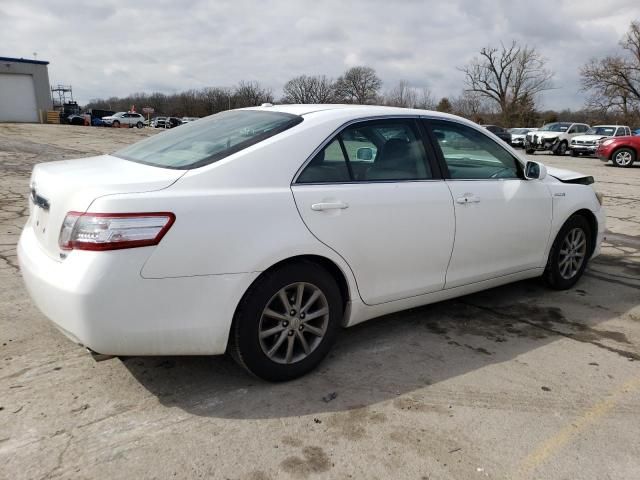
601,139 -> 615,146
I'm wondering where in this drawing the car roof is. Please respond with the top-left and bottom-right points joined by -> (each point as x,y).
592,125 -> 628,128
243,104 -> 476,125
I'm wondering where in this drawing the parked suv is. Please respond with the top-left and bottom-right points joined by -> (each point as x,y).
525,122 -> 589,155
570,125 -> 632,157
102,112 -> 145,128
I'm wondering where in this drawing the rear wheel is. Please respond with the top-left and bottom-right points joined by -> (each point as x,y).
543,215 -> 592,290
526,148 -> 535,155
229,261 -> 342,381
612,148 -> 635,168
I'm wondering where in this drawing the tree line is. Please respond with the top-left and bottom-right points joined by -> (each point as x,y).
85,20 -> 640,128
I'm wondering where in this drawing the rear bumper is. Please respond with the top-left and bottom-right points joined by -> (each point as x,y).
18,224 -> 257,356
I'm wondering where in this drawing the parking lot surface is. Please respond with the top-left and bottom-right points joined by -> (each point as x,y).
1,124 -> 639,480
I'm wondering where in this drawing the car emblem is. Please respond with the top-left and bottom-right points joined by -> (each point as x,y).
30,184 -> 50,211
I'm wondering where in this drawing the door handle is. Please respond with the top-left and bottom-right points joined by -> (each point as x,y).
455,195 -> 480,204
311,202 -> 349,211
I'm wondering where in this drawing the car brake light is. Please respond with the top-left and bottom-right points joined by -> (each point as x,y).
59,212 -> 175,251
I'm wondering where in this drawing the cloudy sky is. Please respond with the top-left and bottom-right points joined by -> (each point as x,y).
2,0 -> 639,109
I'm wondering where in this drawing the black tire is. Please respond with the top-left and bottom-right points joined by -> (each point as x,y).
136,121 -> 143,129
543,215 -> 592,290
526,148 -> 535,155
554,141 -> 568,156
112,120 -> 120,128
229,261 -> 342,381
570,149 -> 578,157
611,148 -> 636,168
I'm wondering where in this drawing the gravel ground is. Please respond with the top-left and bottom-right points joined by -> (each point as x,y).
0,124 -> 639,480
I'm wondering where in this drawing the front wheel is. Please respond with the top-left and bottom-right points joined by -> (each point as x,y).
229,261 -> 342,381
136,121 -> 143,129
612,148 -> 636,168
543,215 -> 592,290
112,120 -> 120,128
554,141 -> 568,156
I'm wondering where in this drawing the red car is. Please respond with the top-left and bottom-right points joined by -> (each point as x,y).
596,136 -> 640,167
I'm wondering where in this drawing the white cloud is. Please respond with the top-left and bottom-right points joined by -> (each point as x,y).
2,0 -> 639,109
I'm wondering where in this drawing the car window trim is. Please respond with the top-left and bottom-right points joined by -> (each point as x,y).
292,115 -> 443,185
421,117 -> 525,181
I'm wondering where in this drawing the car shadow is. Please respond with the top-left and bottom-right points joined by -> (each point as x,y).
123,239 -> 639,420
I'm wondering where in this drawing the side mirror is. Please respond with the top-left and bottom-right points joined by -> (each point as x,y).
356,147 -> 374,161
524,161 -> 547,180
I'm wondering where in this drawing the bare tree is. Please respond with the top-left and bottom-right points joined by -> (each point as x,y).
461,41 -> 553,125
232,81 -> 274,107
416,87 -> 436,110
335,66 -> 382,104
383,80 -> 418,107
282,75 -> 336,103
436,97 -> 453,113
581,21 -> 640,119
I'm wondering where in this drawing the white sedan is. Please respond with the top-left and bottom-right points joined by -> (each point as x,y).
18,105 -> 605,381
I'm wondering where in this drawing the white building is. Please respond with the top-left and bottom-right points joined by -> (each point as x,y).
0,56 -> 53,123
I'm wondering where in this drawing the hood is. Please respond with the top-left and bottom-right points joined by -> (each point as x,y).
571,134 -> 607,142
546,166 -> 594,185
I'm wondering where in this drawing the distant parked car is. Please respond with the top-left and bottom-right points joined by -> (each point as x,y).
66,114 -> 87,126
596,135 -> 640,167
151,117 -> 167,128
181,117 -> 199,124
483,125 -> 512,145
165,117 -> 183,128
102,112 -> 145,128
525,122 -> 590,155
633,128 -> 640,136
570,125 -> 632,157
509,128 -> 535,148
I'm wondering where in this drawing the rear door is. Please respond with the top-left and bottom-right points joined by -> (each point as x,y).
425,119 -> 552,288
291,118 -> 455,305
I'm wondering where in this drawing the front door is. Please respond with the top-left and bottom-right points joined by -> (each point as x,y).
292,118 -> 455,305
427,119 -> 552,288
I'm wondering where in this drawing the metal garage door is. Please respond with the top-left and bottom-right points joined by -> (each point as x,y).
0,73 -> 39,122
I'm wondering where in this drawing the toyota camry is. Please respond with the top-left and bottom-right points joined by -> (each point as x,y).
18,105 -> 605,381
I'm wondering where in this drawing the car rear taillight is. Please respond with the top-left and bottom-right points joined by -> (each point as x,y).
59,212 -> 175,251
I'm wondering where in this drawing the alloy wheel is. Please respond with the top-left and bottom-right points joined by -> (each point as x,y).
258,282 -> 329,364
558,227 -> 587,279
615,150 -> 633,167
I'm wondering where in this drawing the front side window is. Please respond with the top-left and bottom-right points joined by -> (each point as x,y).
430,120 -> 521,180
297,119 -> 432,183
115,110 -> 302,169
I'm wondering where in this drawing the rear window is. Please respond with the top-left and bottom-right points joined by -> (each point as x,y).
114,110 -> 303,169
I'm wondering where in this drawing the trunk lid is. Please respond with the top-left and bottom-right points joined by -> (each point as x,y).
28,154 -> 185,260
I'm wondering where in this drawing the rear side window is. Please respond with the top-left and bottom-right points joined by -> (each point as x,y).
297,119 -> 432,183
115,110 -> 303,169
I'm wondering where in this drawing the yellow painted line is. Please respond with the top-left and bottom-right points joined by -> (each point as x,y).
518,376 -> 640,478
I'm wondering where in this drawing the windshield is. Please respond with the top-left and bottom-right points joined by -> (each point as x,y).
114,110 -> 303,169
539,122 -> 571,132
586,126 -> 616,136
